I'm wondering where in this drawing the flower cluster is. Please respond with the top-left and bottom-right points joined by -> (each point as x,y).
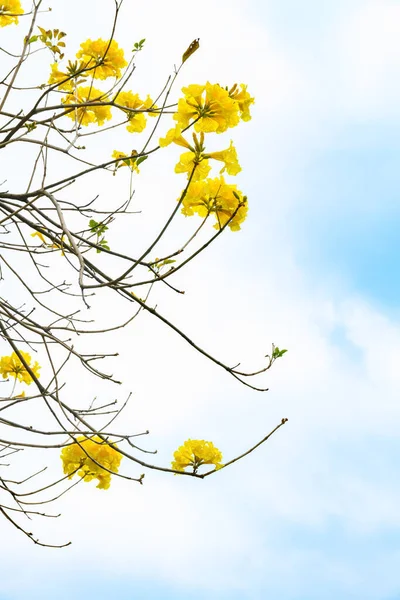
160,81 -> 254,230
114,91 -> 155,133
76,38 -> 127,80
161,129 -> 241,179
181,176 -> 247,231
60,435 -> 122,489
62,85 -> 112,126
0,0 -> 23,27
0,350 -> 40,385
172,439 -> 223,473
48,60 -> 87,92
173,82 -> 254,133
47,38 -> 155,130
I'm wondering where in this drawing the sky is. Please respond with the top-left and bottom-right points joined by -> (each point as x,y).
1,0 -> 400,599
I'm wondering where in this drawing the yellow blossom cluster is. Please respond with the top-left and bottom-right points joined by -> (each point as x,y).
0,0 -> 23,27
181,176 -> 248,231
60,435 -> 122,489
161,129 -> 242,181
159,81 -> 254,230
0,350 -> 40,385
76,38 -> 127,80
172,439 -> 223,473
51,38 -> 126,91
114,91 -> 156,133
62,86 -> 112,126
48,61 -> 85,92
46,38 -> 155,130
174,82 -> 254,133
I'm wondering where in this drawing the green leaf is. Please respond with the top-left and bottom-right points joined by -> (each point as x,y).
159,259 -> 176,267
133,38 -> 146,51
27,35 -> 38,44
272,347 -> 288,359
96,239 -> 110,253
136,155 -> 148,167
100,240 -> 110,248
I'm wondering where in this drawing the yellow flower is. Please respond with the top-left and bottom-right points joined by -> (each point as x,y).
206,141 -> 241,175
230,83 -> 255,122
48,61 -> 88,91
180,176 -> 248,231
62,86 -> 112,126
0,351 -> 41,385
48,63 -> 73,91
60,435 -> 122,489
31,230 -> 66,254
142,95 -> 159,117
76,39 -> 127,80
50,234 -> 66,255
159,125 -> 192,149
174,151 -> 211,181
172,439 -> 223,473
0,0 -> 23,27
174,82 -> 240,134
31,231 -> 46,244
114,91 -> 150,133
112,150 -> 139,173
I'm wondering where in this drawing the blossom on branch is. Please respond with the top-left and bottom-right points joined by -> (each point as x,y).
159,125 -> 192,149
62,85 -> 112,126
172,439 -> 223,473
48,63 -> 74,91
0,351 -> 41,385
180,176 -> 248,231
0,0 -> 23,27
31,230 -> 47,244
76,38 -> 127,80
174,151 -> 211,181
229,83 -> 255,122
174,82 -> 243,134
60,436 -> 122,489
48,60 -> 89,91
206,140 -> 242,175
114,91 -> 154,133
112,149 -> 139,172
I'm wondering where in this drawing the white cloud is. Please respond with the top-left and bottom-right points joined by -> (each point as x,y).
336,0 -> 400,117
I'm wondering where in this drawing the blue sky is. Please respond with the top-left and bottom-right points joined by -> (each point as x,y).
294,123 -> 400,310
2,1 -> 400,599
